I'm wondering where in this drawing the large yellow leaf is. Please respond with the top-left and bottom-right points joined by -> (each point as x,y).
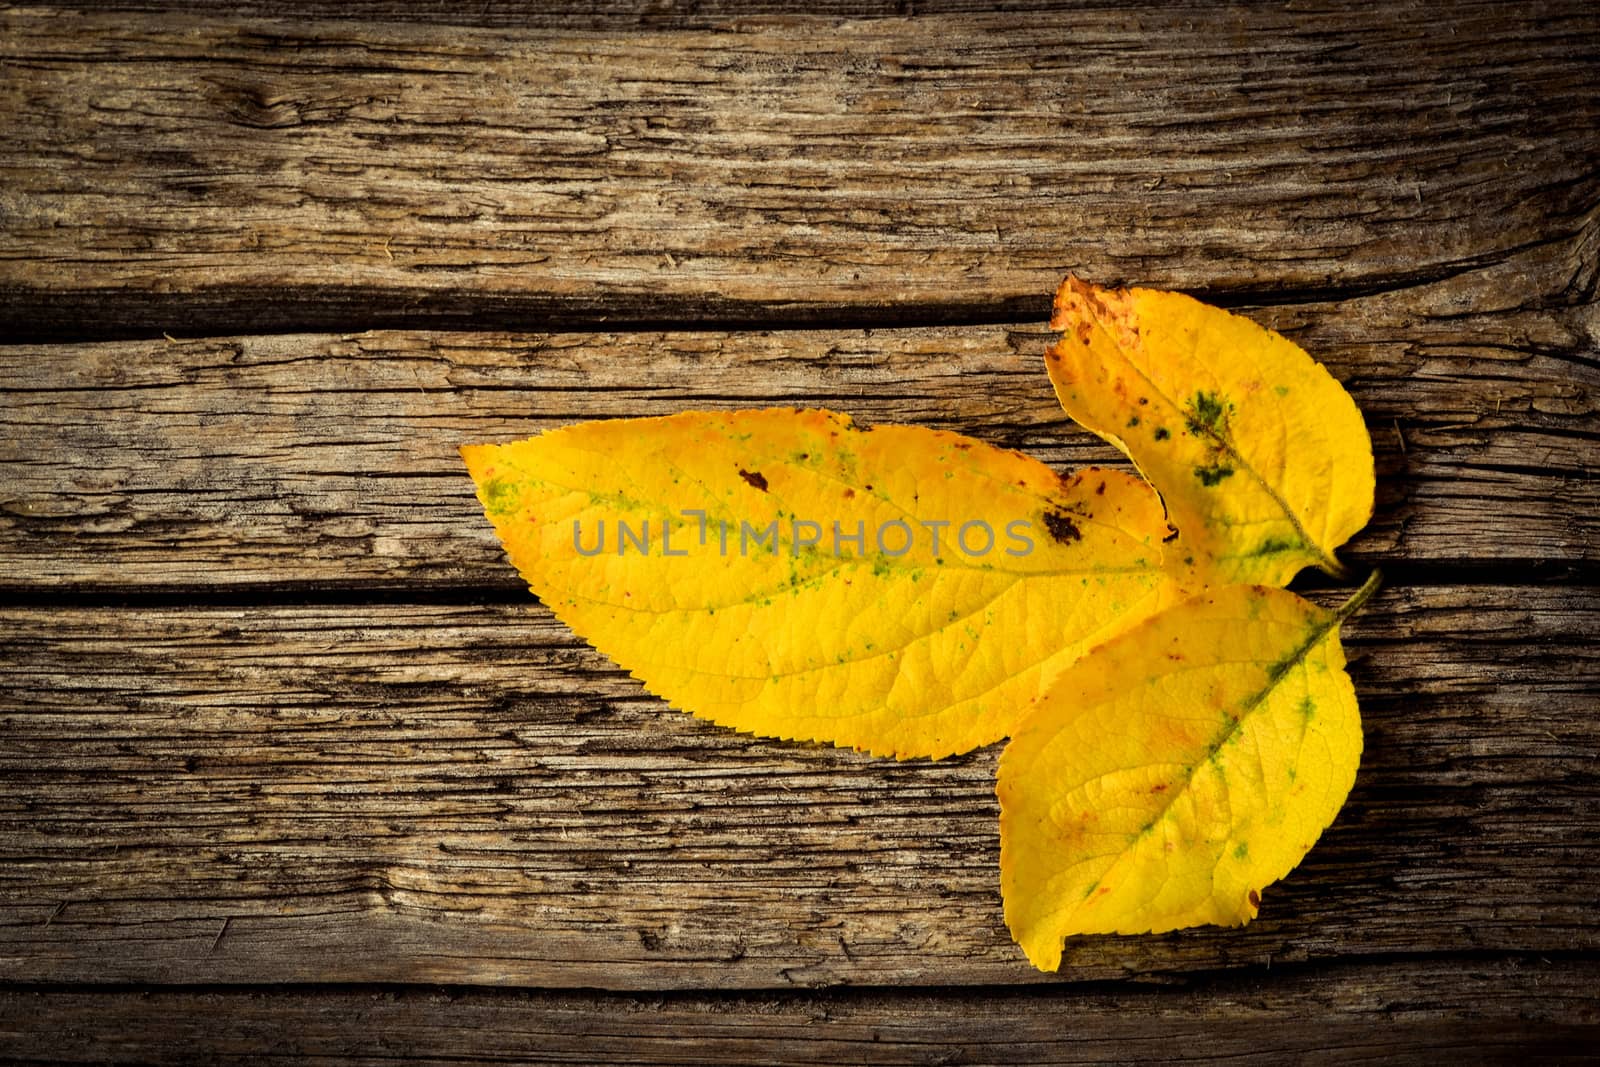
462,408 -> 1180,759
997,579 -> 1374,971
1046,277 -> 1374,586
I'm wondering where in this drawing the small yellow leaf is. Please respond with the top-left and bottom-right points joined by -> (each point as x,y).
462,408 -> 1180,759
1046,277 -> 1374,586
998,580 -> 1371,971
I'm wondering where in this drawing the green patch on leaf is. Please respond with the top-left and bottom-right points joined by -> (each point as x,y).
481,478 -> 518,514
1184,390 -> 1231,437
1250,537 -> 1300,557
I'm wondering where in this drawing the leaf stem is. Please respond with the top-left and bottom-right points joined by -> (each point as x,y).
1333,568 -> 1383,623
1319,553 -> 1354,582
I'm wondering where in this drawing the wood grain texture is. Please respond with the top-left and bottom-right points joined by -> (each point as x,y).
1,584 -> 1593,988
1,2 -> 1595,339
3,232 -> 1596,592
1,959 -> 1596,1065
17,0 -> 1418,31
2,1 -> 1596,1056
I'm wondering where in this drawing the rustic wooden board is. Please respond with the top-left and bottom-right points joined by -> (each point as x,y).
34,0 -> 1504,31
3,234 -> 1596,592
1,959 -> 1595,1065
2,584 -> 1593,988
1,3 -> 1595,339
2,1 -> 1595,1057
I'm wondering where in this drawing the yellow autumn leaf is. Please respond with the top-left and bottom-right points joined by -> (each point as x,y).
1045,277 -> 1374,586
997,577 -> 1376,971
462,408 -> 1181,759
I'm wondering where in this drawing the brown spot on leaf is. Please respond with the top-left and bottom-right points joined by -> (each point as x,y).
1042,510 -> 1082,544
1248,888 -> 1261,908
842,488 -> 855,498
738,468 -> 768,492
1095,480 -> 1106,495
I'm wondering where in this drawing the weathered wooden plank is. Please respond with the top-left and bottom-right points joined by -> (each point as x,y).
19,0 -> 1406,31
1,959 -> 1595,1065
1,3 -> 1594,338
2,240 -> 1595,591
1,584 -> 1593,988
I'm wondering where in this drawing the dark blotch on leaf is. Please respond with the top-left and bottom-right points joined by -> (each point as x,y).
1042,510 -> 1082,544
1265,653 -> 1295,683
1153,427 -> 1171,441
482,478 -> 516,514
1251,537 -> 1298,557
1194,463 -> 1235,486
1185,390 -> 1231,436
738,468 -> 769,492
1127,415 -> 1141,428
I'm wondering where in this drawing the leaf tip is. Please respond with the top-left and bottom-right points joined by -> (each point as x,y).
1023,940 -> 1066,973
458,441 -> 496,476
1050,274 -> 1106,329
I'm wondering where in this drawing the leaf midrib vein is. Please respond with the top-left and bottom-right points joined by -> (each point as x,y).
554,564 -> 1163,684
